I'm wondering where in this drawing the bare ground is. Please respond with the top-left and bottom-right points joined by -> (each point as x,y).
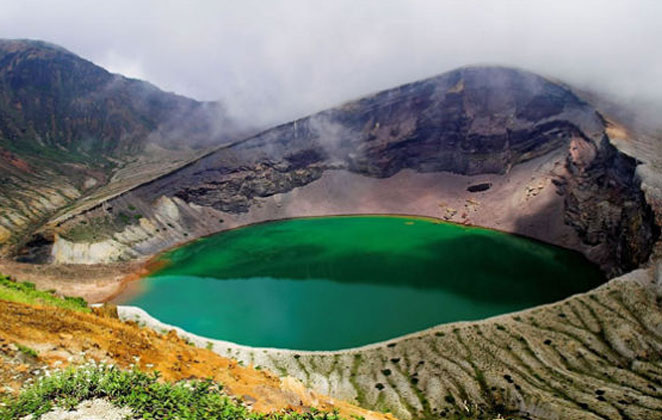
0,299 -> 392,420
0,260 -> 143,303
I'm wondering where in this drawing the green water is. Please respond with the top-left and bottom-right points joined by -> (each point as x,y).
125,216 -> 604,350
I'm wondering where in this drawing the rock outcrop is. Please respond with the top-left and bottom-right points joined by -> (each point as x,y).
41,67 -> 658,276
561,133 -> 658,276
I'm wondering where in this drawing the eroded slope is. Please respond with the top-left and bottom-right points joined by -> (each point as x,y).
44,67 -> 657,277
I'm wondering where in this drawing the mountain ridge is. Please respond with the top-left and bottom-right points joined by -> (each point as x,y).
1,39 -> 661,420
0,39 -> 248,254
29,64 -> 657,278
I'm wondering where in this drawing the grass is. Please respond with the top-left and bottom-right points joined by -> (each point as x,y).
0,364 -> 345,420
15,343 -> 38,358
0,275 -> 89,313
60,213 -> 137,242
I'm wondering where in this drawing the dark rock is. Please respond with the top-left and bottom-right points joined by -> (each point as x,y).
467,183 -> 492,193
45,65 -> 659,277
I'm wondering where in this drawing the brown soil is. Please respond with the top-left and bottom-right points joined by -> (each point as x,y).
0,259 -> 141,303
0,299 -> 392,420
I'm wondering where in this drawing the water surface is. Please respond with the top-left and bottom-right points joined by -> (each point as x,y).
124,216 -> 603,350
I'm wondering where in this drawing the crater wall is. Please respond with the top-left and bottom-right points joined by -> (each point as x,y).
35,67 -> 658,277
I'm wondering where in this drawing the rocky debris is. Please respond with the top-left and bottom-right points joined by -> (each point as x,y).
464,198 -> 480,212
442,207 -> 458,221
21,399 -> 133,420
524,180 -> 546,199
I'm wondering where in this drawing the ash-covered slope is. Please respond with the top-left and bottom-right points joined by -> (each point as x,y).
46,66 -> 658,276
116,66 -> 608,207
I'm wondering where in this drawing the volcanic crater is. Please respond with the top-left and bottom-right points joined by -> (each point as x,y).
8,65 -> 662,420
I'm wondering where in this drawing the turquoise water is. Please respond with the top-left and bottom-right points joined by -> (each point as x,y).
124,216 -> 604,350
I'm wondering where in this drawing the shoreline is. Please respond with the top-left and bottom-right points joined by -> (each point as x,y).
106,211 -> 605,305
115,266 -> 639,355
103,257 -> 170,304
0,258 -> 144,304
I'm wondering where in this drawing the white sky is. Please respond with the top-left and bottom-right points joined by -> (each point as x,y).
1,0 -> 660,126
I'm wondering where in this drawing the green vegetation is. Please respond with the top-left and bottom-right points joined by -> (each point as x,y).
118,212 -> 131,225
15,343 -> 38,358
61,212 -> 138,242
0,365 -> 345,420
0,275 -> 89,312
0,136 -> 113,167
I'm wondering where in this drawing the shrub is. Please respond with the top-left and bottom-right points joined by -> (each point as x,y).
0,364 -> 344,420
15,343 -> 38,358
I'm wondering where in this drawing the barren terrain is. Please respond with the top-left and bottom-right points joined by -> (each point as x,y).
0,299 -> 391,420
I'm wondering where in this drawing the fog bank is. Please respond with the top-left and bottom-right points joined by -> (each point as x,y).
1,0 -> 660,128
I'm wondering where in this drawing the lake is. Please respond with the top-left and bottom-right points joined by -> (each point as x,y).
122,216 -> 603,350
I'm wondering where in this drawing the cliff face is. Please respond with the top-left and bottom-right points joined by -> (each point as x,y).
41,66 -> 659,276
562,134 -> 659,276
128,67 -> 606,211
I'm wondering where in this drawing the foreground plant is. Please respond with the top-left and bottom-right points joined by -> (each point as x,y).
0,364 -> 344,420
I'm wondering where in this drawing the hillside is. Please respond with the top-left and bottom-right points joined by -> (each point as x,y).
0,39 -> 245,255
0,276 -> 391,420
37,66 -> 657,276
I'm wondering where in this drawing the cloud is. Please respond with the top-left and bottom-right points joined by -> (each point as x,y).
0,0 -> 660,129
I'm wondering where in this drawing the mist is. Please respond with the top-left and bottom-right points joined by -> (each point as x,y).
1,0 -> 660,129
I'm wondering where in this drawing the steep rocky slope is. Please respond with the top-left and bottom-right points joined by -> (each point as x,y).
0,39 -> 245,255
42,66 -> 657,277
0,39 -> 232,154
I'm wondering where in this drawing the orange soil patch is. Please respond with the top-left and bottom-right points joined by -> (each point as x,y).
0,148 -> 30,172
605,118 -> 631,142
0,300 -> 392,420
